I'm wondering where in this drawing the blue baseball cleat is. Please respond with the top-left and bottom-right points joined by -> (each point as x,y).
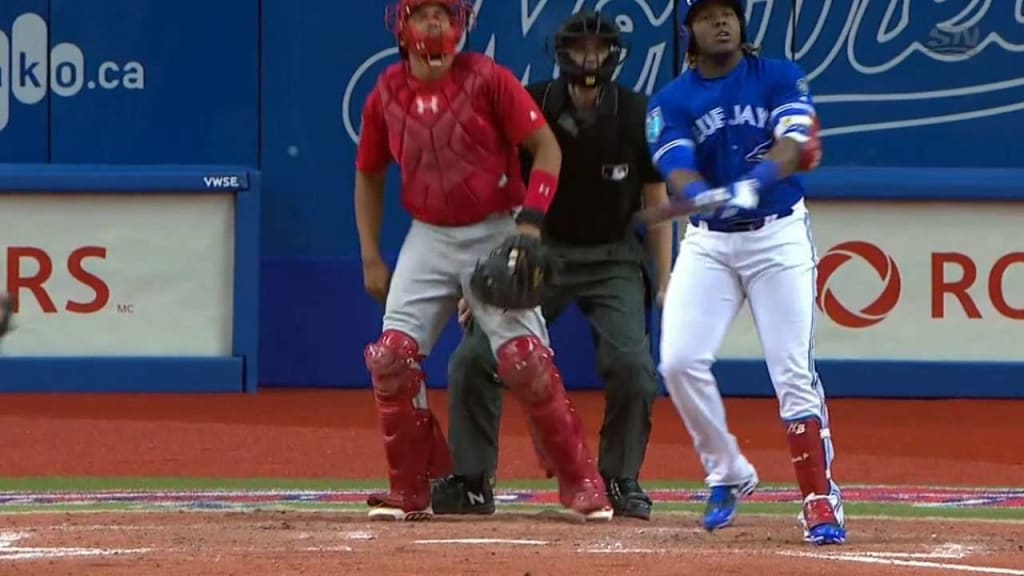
807,522 -> 847,545
702,474 -> 759,532
800,493 -> 846,545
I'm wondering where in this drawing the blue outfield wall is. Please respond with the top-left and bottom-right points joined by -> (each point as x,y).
256,0 -> 1024,398
1,1 -> 1023,396
258,167 -> 1024,399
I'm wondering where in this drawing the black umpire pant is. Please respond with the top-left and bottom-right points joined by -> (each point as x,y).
445,235 -> 660,481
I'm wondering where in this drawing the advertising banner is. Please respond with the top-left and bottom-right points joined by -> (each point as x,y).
0,194 -> 235,356
718,201 -> 1024,361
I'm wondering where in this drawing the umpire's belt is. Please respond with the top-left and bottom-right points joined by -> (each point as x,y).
697,208 -> 794,233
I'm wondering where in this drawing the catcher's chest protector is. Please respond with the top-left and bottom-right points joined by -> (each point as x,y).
378,54 -> 511,222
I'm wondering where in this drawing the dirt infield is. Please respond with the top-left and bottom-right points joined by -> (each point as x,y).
0,511 -> 1022,576
0,390 -> 1022,575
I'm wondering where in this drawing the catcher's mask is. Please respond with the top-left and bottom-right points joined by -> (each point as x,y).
386,0 -> 474,67
679,0 -> 749,62
554,11 -> 624,88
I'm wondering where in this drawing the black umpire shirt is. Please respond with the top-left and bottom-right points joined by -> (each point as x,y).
521,78 -> 662,245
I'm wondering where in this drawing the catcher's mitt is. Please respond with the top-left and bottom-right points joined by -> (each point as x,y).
470,234 -> 558,310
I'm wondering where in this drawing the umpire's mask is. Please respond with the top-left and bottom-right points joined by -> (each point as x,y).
554,11 -> 624,87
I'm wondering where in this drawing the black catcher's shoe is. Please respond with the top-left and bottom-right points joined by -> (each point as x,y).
431,473 -> 496,515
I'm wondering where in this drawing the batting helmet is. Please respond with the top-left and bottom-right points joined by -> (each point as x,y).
553,11 -> 624,88
386,0 -> 473,63
678,0 -> 749,57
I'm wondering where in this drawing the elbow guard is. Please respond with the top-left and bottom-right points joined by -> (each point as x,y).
798,117 -> 822,171
776,115 -> 822,172
774,113 -> 823,171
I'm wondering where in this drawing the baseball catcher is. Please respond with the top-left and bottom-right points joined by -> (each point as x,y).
354,0 -> 613,521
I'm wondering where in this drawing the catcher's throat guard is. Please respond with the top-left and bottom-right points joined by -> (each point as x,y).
470,234 -> 558,310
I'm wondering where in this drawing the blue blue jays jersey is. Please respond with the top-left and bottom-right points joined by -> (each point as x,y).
645,56 -> 815,223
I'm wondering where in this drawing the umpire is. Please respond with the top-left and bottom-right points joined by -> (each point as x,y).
432,11 -> 671,520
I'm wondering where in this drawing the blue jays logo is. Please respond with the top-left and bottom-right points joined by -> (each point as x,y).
744,138 -> 771,162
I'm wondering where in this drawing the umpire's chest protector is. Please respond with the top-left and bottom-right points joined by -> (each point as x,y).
376,54 -> 517,225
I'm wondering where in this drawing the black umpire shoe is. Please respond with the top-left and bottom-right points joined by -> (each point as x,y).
606,477 -> 653,520
431,473 -> 496,515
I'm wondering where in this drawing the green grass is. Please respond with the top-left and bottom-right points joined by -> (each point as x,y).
0,477 -> 1020,522
1,502 -> 1021,521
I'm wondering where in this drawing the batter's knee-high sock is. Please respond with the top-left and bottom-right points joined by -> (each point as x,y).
784,416 -> 832,498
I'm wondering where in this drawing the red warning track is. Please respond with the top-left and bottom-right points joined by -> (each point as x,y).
0,390 -> 1021,486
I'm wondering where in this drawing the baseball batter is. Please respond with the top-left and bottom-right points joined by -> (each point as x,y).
642,0 -> 845,545
354,0 -> 612,522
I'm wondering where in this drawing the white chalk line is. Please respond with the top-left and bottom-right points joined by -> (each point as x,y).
413,538 -> 549,545
859,543 -> 976,559
578,542 -> 662,554
0,531 -> 150,562
299,546 -> 354,553
342,530 -> 376,541
780,543 -> 1024,575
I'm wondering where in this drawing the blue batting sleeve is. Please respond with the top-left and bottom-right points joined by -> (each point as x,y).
682,180 -> 709,200
747,159 -> 782,190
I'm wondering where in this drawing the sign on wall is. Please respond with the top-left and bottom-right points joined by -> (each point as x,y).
0,194 -> 235,357
338,0 -> 1024,170
0,0 -> 259,165
718,201 -> 1024,361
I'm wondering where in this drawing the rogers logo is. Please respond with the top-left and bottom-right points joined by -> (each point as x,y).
816,241 -> 902,329
4,246 -> 110,314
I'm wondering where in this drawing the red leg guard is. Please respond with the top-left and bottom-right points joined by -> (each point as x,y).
785,417 -> 832,498
525,415 -> 555,479
497,336 -> 610,515
364,330 -> 451,512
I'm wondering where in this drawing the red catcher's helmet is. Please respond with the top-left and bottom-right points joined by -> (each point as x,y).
386,0 -> 474,65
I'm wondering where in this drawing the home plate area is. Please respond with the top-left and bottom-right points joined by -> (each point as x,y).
0,509 -> 1022,575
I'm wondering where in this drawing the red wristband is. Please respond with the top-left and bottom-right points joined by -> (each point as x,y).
523,169 -> 558,214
